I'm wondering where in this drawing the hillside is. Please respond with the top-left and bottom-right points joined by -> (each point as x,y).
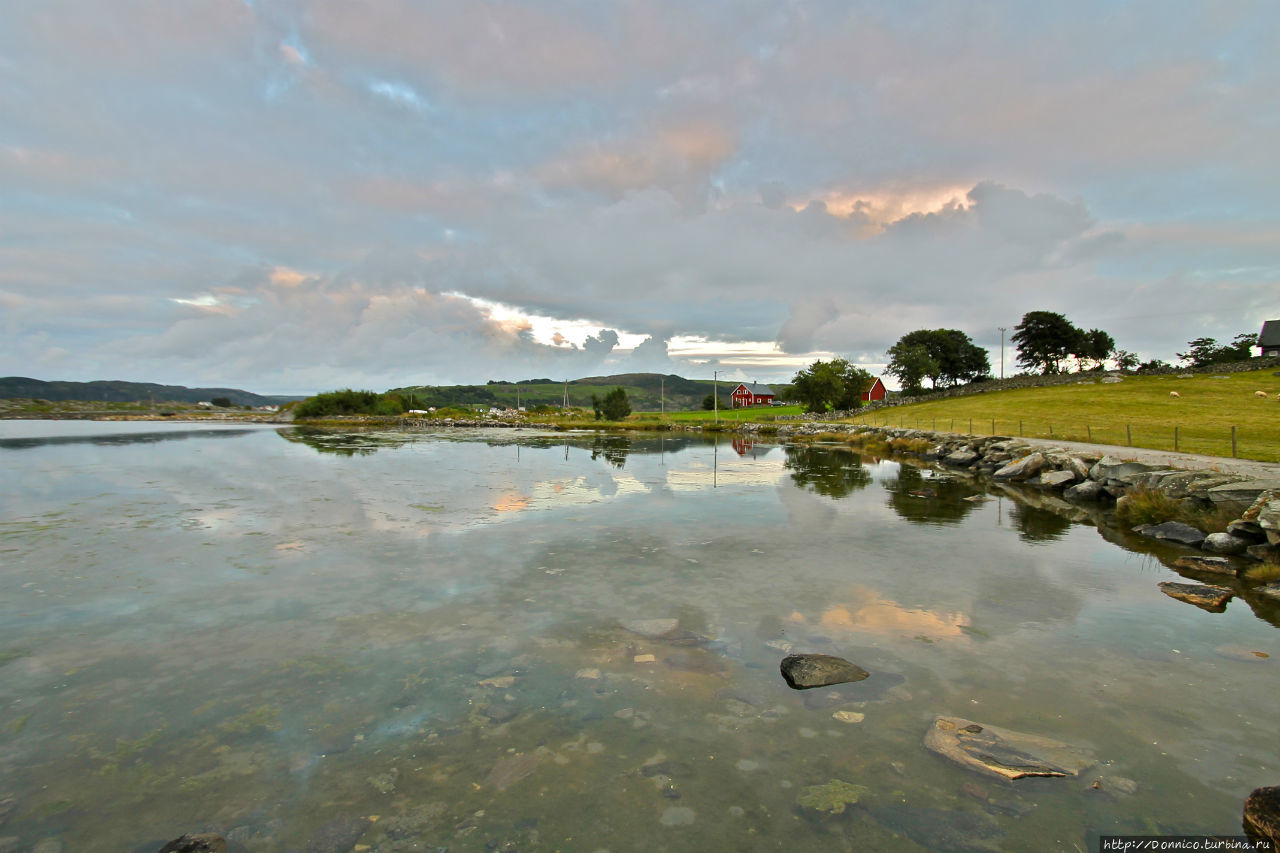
0,377 -> 302,407
391,373 -> 788,412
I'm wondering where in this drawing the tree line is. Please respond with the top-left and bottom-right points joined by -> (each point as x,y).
789,310 -> 1263,412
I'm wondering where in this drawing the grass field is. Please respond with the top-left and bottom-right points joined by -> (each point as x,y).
843,369 -> 1280,462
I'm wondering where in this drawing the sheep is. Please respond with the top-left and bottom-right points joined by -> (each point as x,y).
1169,391 -> 1181,398
1257,390 -> 1269,398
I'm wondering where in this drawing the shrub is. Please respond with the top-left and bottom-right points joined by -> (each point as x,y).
1115,487 -> 1233,534
294,389 -> 407,418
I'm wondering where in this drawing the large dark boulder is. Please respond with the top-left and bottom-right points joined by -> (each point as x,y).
779,653 -> 869,690
1243,785 -> 1280,851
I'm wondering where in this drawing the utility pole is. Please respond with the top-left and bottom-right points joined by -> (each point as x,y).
998,327 -> 1007,380
713,370 -> 719,424
563,379 -> 568,411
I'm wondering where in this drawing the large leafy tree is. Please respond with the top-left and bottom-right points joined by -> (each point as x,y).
1177,333 -> 1257,367
1075,328 -> 1116,371
791,358 -> 874,413
1012,311 -> 1081,374
886,329 -> 989,390
885,343 -> 938,394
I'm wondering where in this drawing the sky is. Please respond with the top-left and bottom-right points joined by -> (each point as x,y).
2,1 -> 1278,395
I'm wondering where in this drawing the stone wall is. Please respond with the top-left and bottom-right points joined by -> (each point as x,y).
764,422 -> 1280,568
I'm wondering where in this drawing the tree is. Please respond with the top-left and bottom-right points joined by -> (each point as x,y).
702,394 -> 716,410
885,343 -> 937,394
1076,328 -> 1116,371
591,387 -> 631,421
886,329 -> 990,389
1177,333 -> 1257,367
210,396 -> 232,408
1012,311 -> 1080,374
1113,350 -> 1140,371
791,359 -> 874,413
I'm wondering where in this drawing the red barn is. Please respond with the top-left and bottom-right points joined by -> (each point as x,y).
729,382 -> 775,408
861,377 -> 887,402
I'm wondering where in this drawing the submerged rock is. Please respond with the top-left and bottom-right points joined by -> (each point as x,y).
303,817 -> 370,853
158,836 -> 227,853
620,618 -> 679,638
779,654 -> 869,690
924,716 -> 1095,781
872,803 -> 1004,852
484,752 -> 542,791
1243,785 -> 1280,850
1158,581 -> 1233,612
796,779 -> 870,815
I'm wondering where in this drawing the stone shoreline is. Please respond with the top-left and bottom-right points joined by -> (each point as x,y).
766,422 -> 1280,590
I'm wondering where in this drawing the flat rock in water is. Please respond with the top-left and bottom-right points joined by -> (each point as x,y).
1214,645 -> 1271,663
1173,555 -> 1238,577
779,653 -> 869,690
620,618 -> 679,638
484,752 -> 541,791
1136,521 -> 1206,547
1158,581 -> 1233,612
1244,785 -> 1280,850
924,716 -> 1095,781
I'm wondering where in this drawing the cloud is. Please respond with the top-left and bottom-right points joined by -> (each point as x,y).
0,1 -> 1276,390
581,329 -> 619,356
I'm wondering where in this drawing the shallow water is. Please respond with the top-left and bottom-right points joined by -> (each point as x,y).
0,422 -> 1276,852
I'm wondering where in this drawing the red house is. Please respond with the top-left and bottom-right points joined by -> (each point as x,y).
729,382 -> 775,408
861,377 -> 887,402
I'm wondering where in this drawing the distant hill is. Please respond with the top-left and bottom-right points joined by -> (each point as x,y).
0,377 -> 303,407
391,373 -> 791,412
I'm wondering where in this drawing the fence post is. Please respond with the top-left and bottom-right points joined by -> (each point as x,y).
1174,425 -> 1179,452
1049,423 -> 1053,437
1127,424 -> 1132,446
1232,425 -> 1237,458
1087,424 -> 1092,441
969,418 -> 973,434
991,418 -> 995,435
1019,420 -> 1023,437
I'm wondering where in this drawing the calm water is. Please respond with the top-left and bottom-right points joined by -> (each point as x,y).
0,422 -> 1276,852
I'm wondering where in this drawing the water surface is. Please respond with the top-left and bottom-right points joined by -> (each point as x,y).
0,423 -> 1276,852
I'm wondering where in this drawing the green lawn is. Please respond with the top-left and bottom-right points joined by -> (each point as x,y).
843,369 -> 1280,462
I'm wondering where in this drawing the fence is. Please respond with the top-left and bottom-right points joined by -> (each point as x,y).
847,412 -> 1280,463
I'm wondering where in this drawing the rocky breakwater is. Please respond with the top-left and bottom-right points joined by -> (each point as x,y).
768,423 -> 1280,612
